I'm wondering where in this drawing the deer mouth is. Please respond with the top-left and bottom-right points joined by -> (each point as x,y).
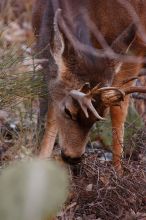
61,150 -> 84,165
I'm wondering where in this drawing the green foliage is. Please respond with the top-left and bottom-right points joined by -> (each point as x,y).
0,48 -> 45,109
124,103 -> 144,141
91,115 -> 113,150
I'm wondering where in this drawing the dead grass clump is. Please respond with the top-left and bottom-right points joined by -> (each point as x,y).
58,156 -> 146,220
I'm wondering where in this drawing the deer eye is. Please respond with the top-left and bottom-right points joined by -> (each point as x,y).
64,107 -> 73,119
64,107 -> 77,121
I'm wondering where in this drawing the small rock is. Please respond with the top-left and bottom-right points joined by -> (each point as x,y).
99,152 -> 112,161
86,184 -> 93,192
0,110 -> 9,124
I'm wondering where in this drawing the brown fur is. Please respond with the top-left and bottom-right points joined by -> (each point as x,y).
32,0 -> 146,169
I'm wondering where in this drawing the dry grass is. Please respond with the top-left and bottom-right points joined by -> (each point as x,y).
58,156 -> 146,220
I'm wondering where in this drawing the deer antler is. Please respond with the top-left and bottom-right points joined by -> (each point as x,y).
91,76 -> 146,106
69,83 -> 125,119
69,90 -> 105,120
99,84 -> 146,107
69,82 -> 146,120
124,86 -> 146,94
99,85 -> 146,107
86,85 -> 125,107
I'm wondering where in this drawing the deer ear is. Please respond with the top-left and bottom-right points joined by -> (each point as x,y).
52,9 -> 65,63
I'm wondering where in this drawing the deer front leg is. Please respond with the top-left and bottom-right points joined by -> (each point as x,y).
39,104 -> 58,158
110,97 -> 129,170
110,62 -> 142,170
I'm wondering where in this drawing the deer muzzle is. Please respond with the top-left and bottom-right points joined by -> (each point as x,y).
61,150 -> 84,164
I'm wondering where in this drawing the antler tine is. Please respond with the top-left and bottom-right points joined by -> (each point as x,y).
97,87 -> 125,95
87,85 -> 125,98
87,84 -> 101,96
69,90 -> 105,120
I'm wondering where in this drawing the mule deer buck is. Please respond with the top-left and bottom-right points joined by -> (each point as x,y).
32,0 -> 146,170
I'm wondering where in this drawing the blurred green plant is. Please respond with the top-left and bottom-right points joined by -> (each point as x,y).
0,159 -> 69,220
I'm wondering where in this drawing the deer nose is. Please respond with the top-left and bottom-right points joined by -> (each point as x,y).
61,150 -> 83,165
